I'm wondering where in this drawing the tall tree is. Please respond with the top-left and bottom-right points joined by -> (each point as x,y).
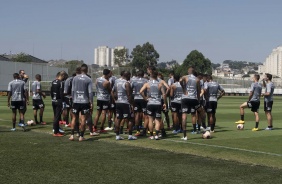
176,50 -> 212,75
65,60 -> 84,74
131,42 -> 159,71
113,48 -> 128,66
13,52 -> 32,63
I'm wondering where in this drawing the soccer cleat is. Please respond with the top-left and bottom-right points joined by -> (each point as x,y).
59,129 -> 65,133
172,130 -> 178,134
76,133 -> 80,137
235,120 -> 245,124
149,136 -> 154,140
191,131 -> 198,134
265,127 -> 273,130
11,128 -> 16,131
65,124 -> 71,127
154,135 -> 160,140
79,136 -> 86,142
158,134 -> 162,138
135,131 -> 141,136
69,135 -> 74,141
18,123 -> 25,127
147,130 -> 150,134
40,122 -> 46,125
90,132 -> 100,136
205,127 -> 211,131
181,136 -> 188,141
99,129 -> 107,133
53,133 -> 64,137
59,121 -> 66,125
104,127 -> 113,131
252,128 -> 259,131
128,135 -> 137,140
116,136 -> 124,140
210,130 -> 215,133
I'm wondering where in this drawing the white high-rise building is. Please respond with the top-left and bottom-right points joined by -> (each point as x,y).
259,46 -> 282,77
94,46 -> 111,66
111,46 -> 128,66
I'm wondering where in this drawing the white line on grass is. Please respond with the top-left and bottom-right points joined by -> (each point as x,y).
162,139 -> 282,157
1,118 -> 281,157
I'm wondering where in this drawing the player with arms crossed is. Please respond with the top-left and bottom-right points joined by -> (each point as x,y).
235,74 -> 262,131
31,74 -> 46,125
8,73 -> 28,131
170,74 -> 183,134
69,66 -> 93,141
140,71 -> 169,140
204,75 -> 225,133
112,71 -> 136,140
180,66 -> 205,140
262,73 -> 275,130
131,70 -> 148,136
93,69 -> 112,133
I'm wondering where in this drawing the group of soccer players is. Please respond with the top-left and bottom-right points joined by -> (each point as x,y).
7,64 -> 275,141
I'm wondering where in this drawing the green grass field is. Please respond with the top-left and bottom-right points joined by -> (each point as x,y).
0,96 -> 282,183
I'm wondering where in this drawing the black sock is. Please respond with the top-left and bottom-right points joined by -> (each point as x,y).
136,125 -> 140,131
88,124 -> 93,133
108,120 -> 112,128
175,124 -> 180,130
13,122 -> 15,128
80,131 -> 84,137
156,130 -> 159,136
202,122 -> 206,129
120,126 -> 123,134
255,122 -> 259,128
211,123 -> 215,131
71,129 -> 75,135
142,128 -> 147,135
20,119 -> 24,124
150,131 -> 153,136
40,116 -> 43,123
193,124 -> 196,132
34,116 -> 38,123
183,130 -> 187,137
241,115 -> 244,121
197,123 -> 201,131
129,129 -> 132,135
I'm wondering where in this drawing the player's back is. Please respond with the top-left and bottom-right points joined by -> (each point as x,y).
72,74 -> 92,104
8,79 -> 26,101
133,77 -> 148,99
147,79 -> 162,105
96,77 -> 110,101
32,81 -> 42,100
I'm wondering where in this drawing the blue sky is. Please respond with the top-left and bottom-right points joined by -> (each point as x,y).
1,0 -> 282,64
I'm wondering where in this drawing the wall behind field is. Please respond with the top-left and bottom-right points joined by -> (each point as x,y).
0,60 -> 68,91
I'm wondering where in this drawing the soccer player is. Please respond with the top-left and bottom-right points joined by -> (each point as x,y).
197,73 -> 207,130
7,73 -> 28,130
51,72 -> 66,137
235,74 -> 262,131
262,73 -> 275,130
93,69 -> 112,133
140,70 -> 169,140
170,74 -> 183,134
180,66 -> 205,140
204,75 -> 225,132
105,72 -> 117,131
63,73 -> 74,127
18,69 -> 29,121
31,74 -> 46,125
131,70 -> 148,136
69,65 -> 93,141
112,71 -> 136,140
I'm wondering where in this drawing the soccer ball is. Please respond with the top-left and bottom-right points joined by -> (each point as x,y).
27,120 -> 35,126
237,124 -> 244,130
202,131 -> 211,139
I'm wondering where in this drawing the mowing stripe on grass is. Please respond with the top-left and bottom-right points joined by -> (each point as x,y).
162,139 -> 282,157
